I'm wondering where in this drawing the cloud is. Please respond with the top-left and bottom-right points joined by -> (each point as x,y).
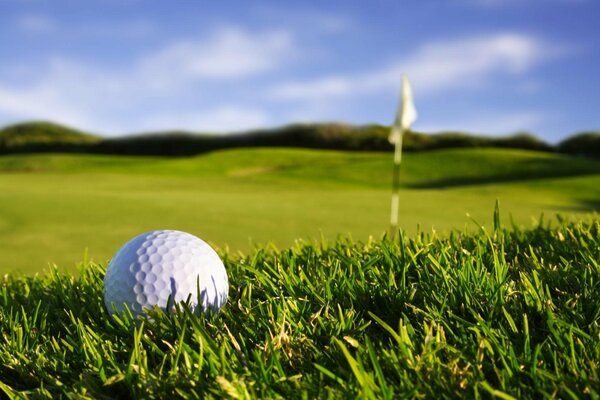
253,7 -> 353,35
269,77 -> 351,101
418,110 -> 544,135
0,58 -> 127,133
311,14 -> 353,34
137,106 -> 270,133
394,33 -> 555,92
268,33 -> 562,101
139,27 -> 294,88
0,26 -> 568,137
15,13 -> 156,38
15,14 -> 56,33
0,83 -> 94,129
0,26 -> 295,134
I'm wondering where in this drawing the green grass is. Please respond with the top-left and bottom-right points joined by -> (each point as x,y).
0,219 -> 598,398
0,147 -> 599,274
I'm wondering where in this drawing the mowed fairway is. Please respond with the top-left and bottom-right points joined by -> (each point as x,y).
0,147 -> 598,274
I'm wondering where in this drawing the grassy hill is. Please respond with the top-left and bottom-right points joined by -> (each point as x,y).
0,147 -> 598,187
72,124 -> 561,155
557,131 -> 600,159
0,121 -> 101,153
0,147 -> 598,274
2,120 -> 597,157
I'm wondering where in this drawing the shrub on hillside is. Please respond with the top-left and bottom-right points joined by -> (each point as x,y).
0,121 -> 99,154
492,132 -> 554,152
4,120 -> 595,158
557,132 -> 600,158
92,133 -> 216,156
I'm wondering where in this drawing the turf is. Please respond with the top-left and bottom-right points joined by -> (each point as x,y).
0,219 -> 598,398
0,147 -> 599,274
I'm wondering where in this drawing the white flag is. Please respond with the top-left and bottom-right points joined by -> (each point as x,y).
389,74 -> 417,144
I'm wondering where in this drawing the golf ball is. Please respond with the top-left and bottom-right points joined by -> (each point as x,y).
103,230 -> 228,317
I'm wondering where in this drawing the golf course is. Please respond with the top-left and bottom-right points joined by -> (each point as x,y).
1,131 -> 600,398
0,142 -> 599,398
2,0 -> 600,396
0,146 -> 598,274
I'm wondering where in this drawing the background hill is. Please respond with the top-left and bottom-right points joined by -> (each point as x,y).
556,132 -> 600,159
0,121 -> 100,154
1,120 -> 598,157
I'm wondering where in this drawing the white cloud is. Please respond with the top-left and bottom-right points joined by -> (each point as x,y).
304,13 -> 353,34
0,27 -> 567,137
418,110 -> 544,135
253,8 -> 353,35
395,33 -> 552,92
138,106 -> 270,133
269,77 -> 351,101
15,14 -> 156,38
139,27 -> 294,88
0,84 -> 93,128
15,14 -> 56,33
0,26 -> 295,134
268,33 -> 561,101
0,57 -> 108,129
0,57 -> 126,133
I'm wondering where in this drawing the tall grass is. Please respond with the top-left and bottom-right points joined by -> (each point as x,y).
0,217 -> 598,398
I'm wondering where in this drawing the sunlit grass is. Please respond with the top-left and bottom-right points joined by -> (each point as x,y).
0,218 -> 598,398
0,147 -> 598,274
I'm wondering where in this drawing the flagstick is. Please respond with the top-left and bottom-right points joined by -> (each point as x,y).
388,73 -> 417,239
389,127 -> 403,238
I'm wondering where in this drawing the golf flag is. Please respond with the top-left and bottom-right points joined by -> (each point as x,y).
389,74 -> 417,235
388,74 -> 417,145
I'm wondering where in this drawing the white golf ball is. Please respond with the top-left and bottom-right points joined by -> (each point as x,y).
103,230 -> 228,317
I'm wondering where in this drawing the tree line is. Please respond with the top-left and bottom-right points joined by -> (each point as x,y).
1,121 -> 598,158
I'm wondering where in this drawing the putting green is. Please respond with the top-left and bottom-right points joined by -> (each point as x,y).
0,147 -> 598,274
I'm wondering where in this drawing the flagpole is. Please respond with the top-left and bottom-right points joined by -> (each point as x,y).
389,126 -> 403,237
388,74 -> 416,239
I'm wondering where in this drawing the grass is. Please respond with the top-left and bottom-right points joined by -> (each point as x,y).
0,218 -> 598,398
0,147 -> 599,274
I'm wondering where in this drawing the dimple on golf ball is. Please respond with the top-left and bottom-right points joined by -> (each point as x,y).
103,230 -> 228,317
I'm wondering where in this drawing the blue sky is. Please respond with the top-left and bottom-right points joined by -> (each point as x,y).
0,0 -> 598,142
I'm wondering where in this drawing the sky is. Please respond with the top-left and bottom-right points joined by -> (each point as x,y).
0,0 -> 598,142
